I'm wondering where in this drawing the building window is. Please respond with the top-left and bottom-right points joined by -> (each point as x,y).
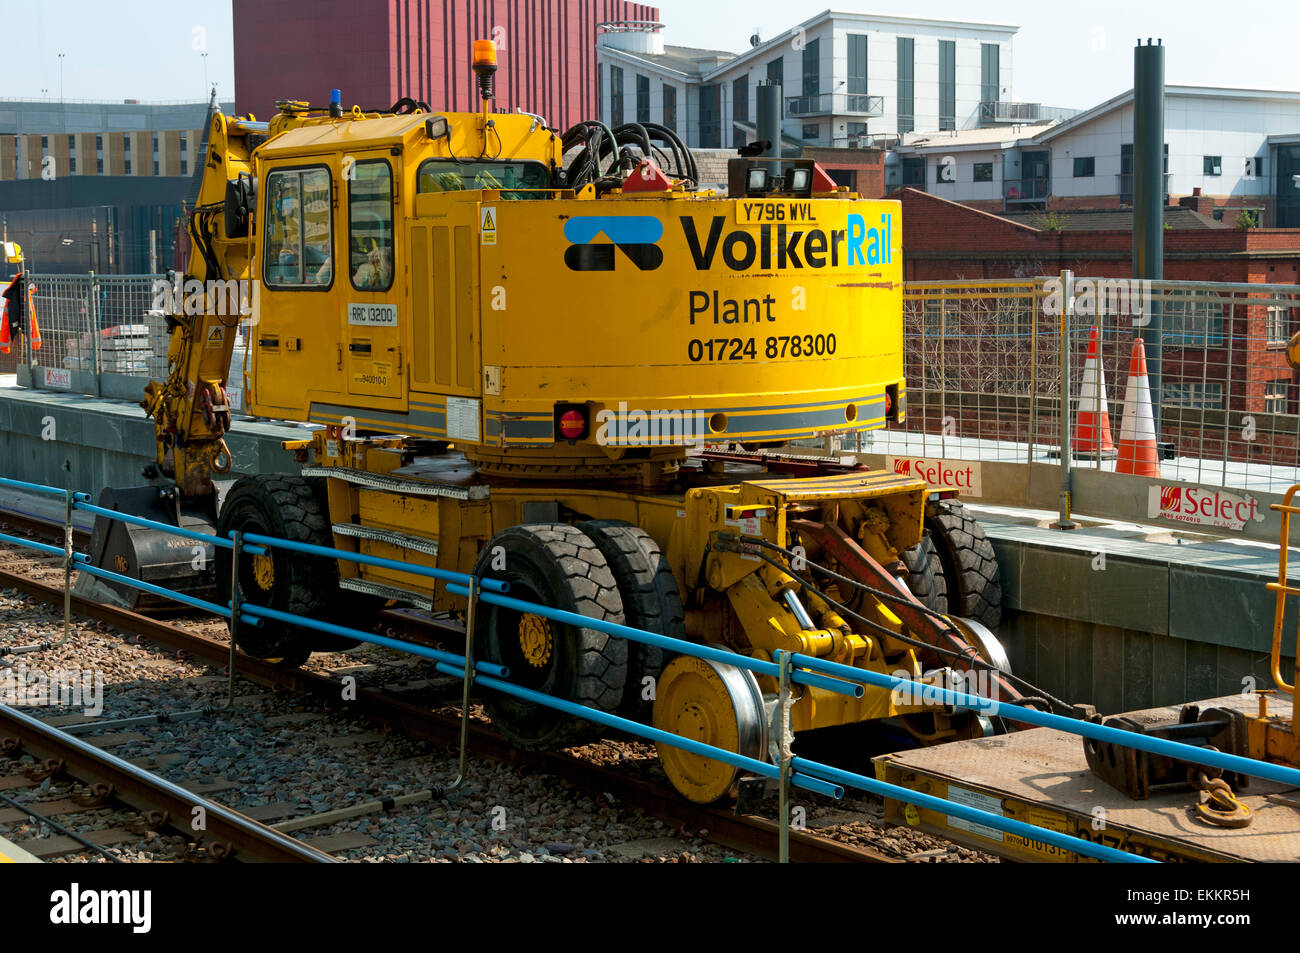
981,43 -> 1000,106
348,160 -> 394,292
180,134 -> 188,176
1203,155 -> 1222,176
897,38 -> 914,134
263,166 -> 334,288
610,67 -> 624,126
1266,379 -> 1289,412
902,156 -> 925,188
802,38 -> 820,100
1163,291 -> 1224,346
828,169 -> 857,190
635,74 -> 650,124
1074,157 -> 1095,178
699,84 -> 721,149
733,74 -> 749,147
767,57 -> 783,87
846,122 -> 869,146
68,135 -> 76,174
848,34 -> 868,96
802,124 -> 820,141
663,85 -> 676,132
95,134 -> 103,174
938,40 -> 956,131
1162,381 -> 1223,410
1267,305 -> 1290,344
152,132 -> 159,176
974,162 -> 993,182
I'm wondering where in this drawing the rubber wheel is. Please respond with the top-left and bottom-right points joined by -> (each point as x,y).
215,475 -> 353,665
472,524 -> 628,749
924,501 -> 1002,629
901,532 -> 947,614
577,521 -> 682,721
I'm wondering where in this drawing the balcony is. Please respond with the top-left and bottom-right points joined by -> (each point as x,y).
1118,172 -> 1172,206
1003,176 -> 1051,209
786,93 -> 884,118
979,102 -> 1080,126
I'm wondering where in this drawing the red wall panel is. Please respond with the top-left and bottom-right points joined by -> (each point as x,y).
235,0 -> 657,131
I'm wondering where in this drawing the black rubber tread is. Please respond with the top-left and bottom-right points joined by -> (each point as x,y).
473,524 -> 629,750
900,532 -> 946,614
924,501 -> 1002,628
215,475 -> 350,663
577,520 -> 682,721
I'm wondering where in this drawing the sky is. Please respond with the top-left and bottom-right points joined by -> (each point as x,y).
0,1 -> 1296,110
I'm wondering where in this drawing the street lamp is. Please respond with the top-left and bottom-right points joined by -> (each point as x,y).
201,52 -> 209,99
58,53 -> 65,105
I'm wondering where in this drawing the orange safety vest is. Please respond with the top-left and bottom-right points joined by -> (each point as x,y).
0,294 -> 10,354
27,281 -> 40,351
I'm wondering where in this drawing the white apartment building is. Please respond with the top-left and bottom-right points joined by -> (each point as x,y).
891,85 -> 1300,224
595,10 -> 1072,152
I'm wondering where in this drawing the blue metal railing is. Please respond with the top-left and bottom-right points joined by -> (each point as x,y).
15,470 -> 1295,862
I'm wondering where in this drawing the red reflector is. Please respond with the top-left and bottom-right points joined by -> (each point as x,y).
559,410 -> 587,439
885,393 -> 893,414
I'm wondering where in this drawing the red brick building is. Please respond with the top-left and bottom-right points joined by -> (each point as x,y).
233,0 -> 658,130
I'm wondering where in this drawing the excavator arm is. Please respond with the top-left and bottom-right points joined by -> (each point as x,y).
141,110 -> 260,498
82,110 -> 265,610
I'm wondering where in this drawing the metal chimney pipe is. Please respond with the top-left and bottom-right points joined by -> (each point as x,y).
1134,38 -> 1165,429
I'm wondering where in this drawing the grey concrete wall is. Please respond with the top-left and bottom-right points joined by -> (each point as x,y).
0,386 -> 303,498
993,534 -> 1296,714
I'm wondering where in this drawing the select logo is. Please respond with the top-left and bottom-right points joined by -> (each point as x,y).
889,456 -> 982,497
1149,485 -> 1263,531
50,883 -> 151,934
563,216 -> 664,272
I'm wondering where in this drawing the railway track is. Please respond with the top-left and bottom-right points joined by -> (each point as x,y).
0,558 -> 901,863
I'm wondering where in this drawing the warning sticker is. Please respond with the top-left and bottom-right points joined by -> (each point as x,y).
447,396 -> 481,443
206,326 -> 226,349
480,206 -> 498,246
945,785 -> 1005,842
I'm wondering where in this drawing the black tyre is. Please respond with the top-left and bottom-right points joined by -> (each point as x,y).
577,521 -> 681,721
472,524 -> 628,749
215,475 -> 354,665
924,500 -> 1002,629
901,532 -> 947,614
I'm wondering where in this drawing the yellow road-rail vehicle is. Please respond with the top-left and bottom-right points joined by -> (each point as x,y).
91,43 -> 1027,802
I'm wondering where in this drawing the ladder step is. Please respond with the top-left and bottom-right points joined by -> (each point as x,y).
332,523 -> 439,557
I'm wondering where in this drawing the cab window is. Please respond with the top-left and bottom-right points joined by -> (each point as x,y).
416,159 -> 550,199
263,167 -> 333,288
348,160 -> 394,292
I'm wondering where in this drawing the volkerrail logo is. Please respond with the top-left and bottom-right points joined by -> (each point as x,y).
563,216 -> 664,272
1149,485 -> 1264,531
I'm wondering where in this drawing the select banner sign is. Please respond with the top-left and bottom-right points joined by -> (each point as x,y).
1148,484 -> 1264,532
887,456 -> 982,497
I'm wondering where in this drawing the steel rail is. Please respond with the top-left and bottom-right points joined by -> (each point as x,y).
0,702 -> 336,863
0,566 -> 898,864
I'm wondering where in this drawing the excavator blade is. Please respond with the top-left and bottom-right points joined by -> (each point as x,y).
78,485 -> 218,612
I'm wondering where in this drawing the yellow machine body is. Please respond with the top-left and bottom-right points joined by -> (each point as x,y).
129,67 -> 1009,804
242,109 -> 904,471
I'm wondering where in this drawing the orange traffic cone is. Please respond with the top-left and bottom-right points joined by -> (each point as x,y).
1116,338 -> 1161,477
1073,327 -> 1115,457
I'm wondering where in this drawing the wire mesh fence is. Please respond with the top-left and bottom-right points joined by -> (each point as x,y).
26,273 -> 167,382
871,276 -> 1300,495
